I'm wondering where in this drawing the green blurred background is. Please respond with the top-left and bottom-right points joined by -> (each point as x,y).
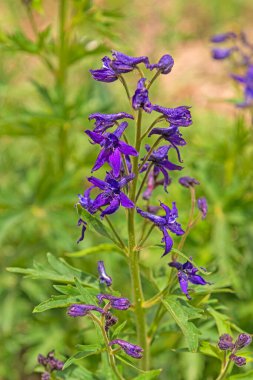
1,0 -> 253,379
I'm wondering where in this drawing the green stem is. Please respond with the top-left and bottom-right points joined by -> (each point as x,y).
147,70 -> 161,89
104,216 -> 127,251
135,163 -> 153,202
140,116 -> 164,141
127,109 -> 149,370
215,358 -> 233,380
119,75 -> 131,102
138,137 -> 162,173
138,224 -> 155,248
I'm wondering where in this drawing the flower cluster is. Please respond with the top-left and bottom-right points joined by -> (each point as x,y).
218,333 -> 252,366
67,261 -> 143,358
37,351 -> 63,380
210,31 -> 253,107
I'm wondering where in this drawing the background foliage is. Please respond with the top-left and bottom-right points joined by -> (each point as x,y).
1,0 -> 253,379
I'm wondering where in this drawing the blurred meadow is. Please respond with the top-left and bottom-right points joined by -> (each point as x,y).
1,0 -> 253,379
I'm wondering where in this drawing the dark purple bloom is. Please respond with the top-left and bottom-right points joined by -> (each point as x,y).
142,145 -> 182,192
230,354 -> 246,367
132,78 -> 153,113
88,173 -> 134,217
110,50 -> 149,73
38,351 -> 64,374
86,122 -> 138,177
211,32 -> 237,43
97,261 -> 112,287
105,312 -> 118,331
231,65 -> 253,107
218,334 -> 235,351
147,54 -> 174,74
41,373 -> 50,380
148,125 -> 186,162
211,47 -> 236,60
67,304 -> 104,317
88,112 -> 134,134
235,334 -> 252,350
153,105 -> 192,127
169,259 -> 210,299
137,202 -> 184,256
90,56 -> 118,82
197,197 -> 208,219
179,176 -> 200,188
97,294 -> 131,310
77,218 -> 87,243
109,339 -> 143,359
142,170 -> 166,200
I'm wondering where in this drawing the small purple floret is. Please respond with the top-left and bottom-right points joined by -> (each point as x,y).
179,176 -> 200,188
153,105 -> 192,126
211,47 -> 236,60
218,334 -> 235,350
211,32 -> 237,43
132,78 -> 153,113
230,354 -> 246,367
97,294 -> 131,310
88,112 -> 134,134
37,351 -> 64,374
109,339 -> 144,359
148,54 -> 174,74
67,304 -> 104,317
137,202 -> 184,256
197,197 -> 208,219
97,261 -> 112,287
231,65 -> 253,107
168,259 -> 210,299
235,333 -> 252,350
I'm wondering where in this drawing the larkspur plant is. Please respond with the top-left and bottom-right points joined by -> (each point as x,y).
10,48 -> 253,380
211,31 -> 253,108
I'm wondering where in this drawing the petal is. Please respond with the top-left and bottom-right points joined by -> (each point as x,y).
118,141 -> 138,156
88,176 -> 107,190
162,160 -> 183,171
178,271 -> 191,299
158,167 -> 170,192
92,149 -> 110,172
85,130 -> 104,144
119,192 -> 134,208
101,197 -> 120,217
113,121 -> 128,139
188,274 -> 210,286
109,149 -> 121,177
161,228 -> 173,256
136,207 -> 165,225
92,193 -> 110,211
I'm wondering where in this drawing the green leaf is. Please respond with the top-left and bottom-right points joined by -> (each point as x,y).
199,341 -> 222,360
65,243 -> 122,257
33,294 -> 81,313
132,369 -> 162,379
77,205 -> 115,242
112,321 -> 127,338
162,296 -> 200,352
227,371 -> 253,380
74,277 -> 97,304
207,307 -> 232,335
63,344 -> 102,369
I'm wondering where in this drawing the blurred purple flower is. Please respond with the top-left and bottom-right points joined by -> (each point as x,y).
153,105 -> 192,126
132,78 -> 153,113
147,54 -> 174,74
137,202 -> 184,256
149,125 -> 186,162
231,65 -> 253,107
179,176 -> 200,188
67,304 -> 104,317
211,32 -> 237,43
197,197 -> 208,219
37,351 -> 64,374
86,122 -> 138,177
235,334 -> 252,350
41,373 -> 50,380
97,294 -> 131,310
169,259 -> 210,299
142,170 -> 166,200
109,339 -> 144,359
230,354 -> 246,367
97,261 -> 112,287
88,173 -> 134,217
89,112 -> 134,134
211,47 -> 236,60
218,334 -> 235,350
105,312 -> 118,331
142,145 -> 182,192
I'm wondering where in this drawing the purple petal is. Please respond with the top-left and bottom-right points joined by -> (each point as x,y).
211,32 -> 237,43
147,54 -> 174,74
188,274 -> 209,286
118,141 -> 138,156
92,149 -> 110,172
109,149 -> 121,177
85,130 -> 104,144
161,228 -> 173,256
101,197 -> 120,217
92,193 -> 110,211
136,207 -> 165,225
88,176 -> 107,190
178,271 -> 191,299
113,121 -> 129,139
119,192 -> 134,208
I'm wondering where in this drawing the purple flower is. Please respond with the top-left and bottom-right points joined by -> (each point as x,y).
78,186 -> 94,212
86,122 -> 138,177
38,351 -> 64,373
235,334 -> 252,350
230,354 -> 246,367
67,304 -> 104,317
110,50 -> 149,73
137,202 -> 184,256
88,173 -> 134,217
147,54 -> 174,74
142,145 -> 183,192
88,112 -> 134,134
211,32 -> 237,43
179,176 -> 200,188
148,125 -> 186,162
105,312 -> 118,331
77,218 -> 87,244
132,78 -> 153,113
90,56 -> 118,82
97,261 -> 112,287
168,259 -> 210,299
109,339 -> 143,359
231,65 -> 253,107
197,197 -> 208,219
41,373 -> 50,380
142,170 -> 166,200
97,294 -> 131,310
218,334 -> 235,350
211,47 -> 236,60
153,105 -> 192,127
